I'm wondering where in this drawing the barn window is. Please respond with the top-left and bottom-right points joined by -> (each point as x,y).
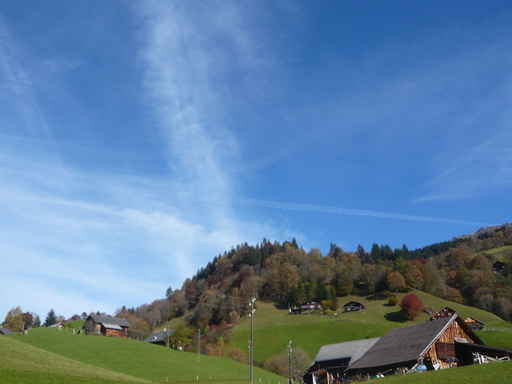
436,342 -> 455,359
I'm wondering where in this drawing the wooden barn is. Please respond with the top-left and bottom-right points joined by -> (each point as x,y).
290,301 -> 322,314
83,314 -> 129,337
307,312 -> 511,382
343,301 -> 365,312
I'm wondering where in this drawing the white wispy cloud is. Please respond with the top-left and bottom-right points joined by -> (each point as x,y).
0,3 -> 292,319
242,198 -> 491,227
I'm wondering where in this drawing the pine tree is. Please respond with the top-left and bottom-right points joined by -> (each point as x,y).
44,309 -> 57,327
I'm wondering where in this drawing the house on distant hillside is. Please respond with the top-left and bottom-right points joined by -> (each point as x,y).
290,301 -> 322,314
343,301 -> 365,312
0,328 -> 14,335
145,328 -> 174,346
464,317 -> 485,331
303,338 -> 380,384
493,261 -> 506,274
83,314 -> 129,337
307,312 -> 512,382
430,307 -> 456,320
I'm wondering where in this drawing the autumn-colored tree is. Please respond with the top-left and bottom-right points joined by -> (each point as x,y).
229,347 -> 248,363
170,324 -> 195,349
400,293 -> 424,320
423,260 -> 446,297
263,347 -> 310,380
404,263 -> 424,289
387,271 -> 406,292
444,287 -> 464,304
3,307 -> 24,331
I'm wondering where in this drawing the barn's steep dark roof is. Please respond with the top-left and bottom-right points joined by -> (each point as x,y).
89,314 -> 129,328
348,317 -> 453,371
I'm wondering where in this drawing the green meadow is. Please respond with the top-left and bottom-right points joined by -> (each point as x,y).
228,290 -> 512,363
7,328 -> 283,384
0,335 -> 147,384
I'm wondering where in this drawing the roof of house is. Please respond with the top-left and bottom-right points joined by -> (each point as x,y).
88,314 -> 130,328
145,329 -> 175,343
348,316 -> 460,371
0,328 -> 14,335
315,338 -> 381,365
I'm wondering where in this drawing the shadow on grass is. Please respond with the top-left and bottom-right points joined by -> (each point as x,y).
385,310 -> 408,323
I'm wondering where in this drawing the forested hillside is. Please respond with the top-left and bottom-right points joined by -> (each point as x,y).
119,224 -> 512,340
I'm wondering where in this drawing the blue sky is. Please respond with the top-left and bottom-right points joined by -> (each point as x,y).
1,1 -> 511,320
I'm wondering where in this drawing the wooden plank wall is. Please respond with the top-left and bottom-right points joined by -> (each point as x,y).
425,320 -> 474,369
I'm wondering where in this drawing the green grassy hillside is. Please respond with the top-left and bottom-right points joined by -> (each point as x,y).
10,328 -> 283,384
479,245 -> 512,261
228,290 -> 512,363
0,335 -> 148,384
376,362 -> 512,384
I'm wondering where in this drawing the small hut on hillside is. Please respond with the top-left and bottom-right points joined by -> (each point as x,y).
83,314 -> 129,337
343,301 -> 365,312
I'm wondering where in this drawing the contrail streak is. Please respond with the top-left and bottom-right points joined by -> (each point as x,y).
242,198 -> 492,226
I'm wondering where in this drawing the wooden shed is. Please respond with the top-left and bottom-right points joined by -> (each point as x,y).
83,314 -> 129,337
343,301 -> 365,312
346,313 -> 483,377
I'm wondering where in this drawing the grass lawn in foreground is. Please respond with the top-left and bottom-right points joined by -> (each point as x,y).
12,328 -> 283,384
0,335 -> 147,384
375,362 -> 512,384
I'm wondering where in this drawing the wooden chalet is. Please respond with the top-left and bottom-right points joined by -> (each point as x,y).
493,261 -> 506,274
145,328 -> 174,346
464,317 -> 485,331
290,301 -> 322,314
343,301 -> 365,312
83,314 -> 129,337
307,312 -> 510,382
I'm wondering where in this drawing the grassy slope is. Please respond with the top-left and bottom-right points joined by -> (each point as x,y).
376,362 -> 512,384
0,335 -> 148,384
479,245 -> 512,261
228,290 -> 512,363
11,328 -> 283,384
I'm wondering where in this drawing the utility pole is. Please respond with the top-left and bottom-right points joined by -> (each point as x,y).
197,328 -> 201,357
288,340 -> 294,384
249,297 -> 256,384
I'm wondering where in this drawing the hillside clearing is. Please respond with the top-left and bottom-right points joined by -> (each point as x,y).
228,290 -> 512,363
